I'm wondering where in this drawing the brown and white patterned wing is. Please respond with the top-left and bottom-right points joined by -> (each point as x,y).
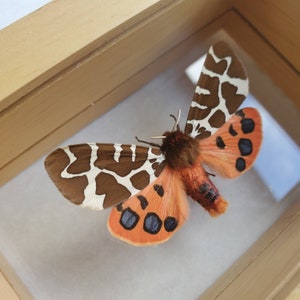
45,143 -> 165,210
185,41 -> 249,140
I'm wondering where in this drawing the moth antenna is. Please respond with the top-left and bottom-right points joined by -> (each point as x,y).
151,135 -> 166,139
135,136 -> 161,148
170,109 -> 181,131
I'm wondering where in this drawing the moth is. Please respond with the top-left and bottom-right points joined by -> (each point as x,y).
45,41 -> 262,246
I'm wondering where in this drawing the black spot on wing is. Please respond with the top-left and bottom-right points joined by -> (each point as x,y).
236,109 -> 245,118
137,195 -> 148,210
241,118 -> 255,133
236,157 -> 246,172
116,203 -> 123,212
216,136 -> 226,149
143,213 -> 162,234
238,138 -> 252,156
229,124 -> 238,136
120,208 -> 139,230
153,184 -> 164,197
164,217 -> 178,232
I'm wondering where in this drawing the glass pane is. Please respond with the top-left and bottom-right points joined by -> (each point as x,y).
0,40 -> 298,299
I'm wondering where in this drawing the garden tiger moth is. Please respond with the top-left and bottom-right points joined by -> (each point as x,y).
45,41 -> 262,246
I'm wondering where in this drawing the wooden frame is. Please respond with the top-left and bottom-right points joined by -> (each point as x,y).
1,0 -> 299,299
0,0 -> 231,186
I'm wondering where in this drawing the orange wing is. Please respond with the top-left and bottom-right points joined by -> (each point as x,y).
107,167 -> 189,246
199,107 -> 262,178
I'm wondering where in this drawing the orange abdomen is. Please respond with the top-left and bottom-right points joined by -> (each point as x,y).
180,160 -> 228,217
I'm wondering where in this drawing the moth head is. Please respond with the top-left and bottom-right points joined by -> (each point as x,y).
160,131 -> 200,169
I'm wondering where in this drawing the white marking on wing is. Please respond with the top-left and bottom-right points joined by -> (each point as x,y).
209,46 -> 232,69
188,45 -> 249,138
113,144 -> 122,162
130,144 -> 136,162
190,100 -> 208,110
195,85 -> 210,96
99,148 -> 165,198
60,143 -> 105,210
82,144 -> 105,210
60,146 -> 77,178
61,143 -> 165,210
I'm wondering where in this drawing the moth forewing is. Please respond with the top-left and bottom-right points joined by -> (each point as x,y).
45,143 -> 165,210
185,41 -> 249,140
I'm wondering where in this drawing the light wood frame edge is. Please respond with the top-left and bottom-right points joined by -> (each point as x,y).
199,184 -> 300,300
0,271 -> 20,300
0,252 -> 32,300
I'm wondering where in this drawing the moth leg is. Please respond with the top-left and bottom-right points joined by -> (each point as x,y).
205,171 -> 216,177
